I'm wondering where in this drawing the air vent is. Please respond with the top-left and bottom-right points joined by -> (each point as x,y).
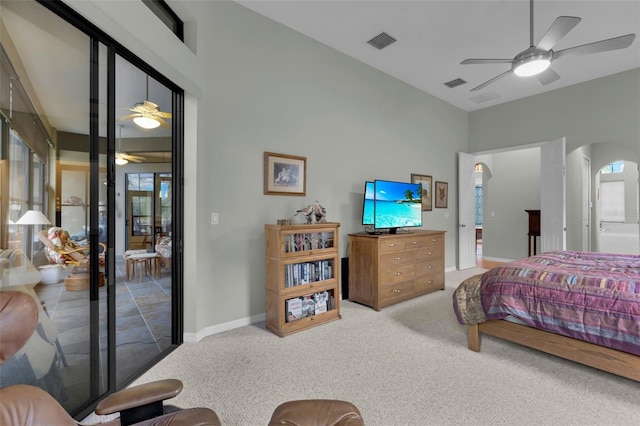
444,78 -> 467,88
367,32 -> 397,50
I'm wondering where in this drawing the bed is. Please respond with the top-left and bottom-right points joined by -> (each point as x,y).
453,250 -> 640,381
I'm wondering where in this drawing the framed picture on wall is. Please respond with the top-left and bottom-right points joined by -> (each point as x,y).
435,181 -> 448,208
411,174 -> 433,211
264,152 -> 306,196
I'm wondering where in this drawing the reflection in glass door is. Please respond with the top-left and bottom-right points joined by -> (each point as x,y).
114,46 -> 175,387
1,0 -> 181,419
128,190 -> 153,250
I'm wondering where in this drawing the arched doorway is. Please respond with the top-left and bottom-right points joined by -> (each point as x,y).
595,160 -> 639,254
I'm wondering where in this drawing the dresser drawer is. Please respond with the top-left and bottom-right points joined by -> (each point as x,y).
380,279 -> 415,303
416,258 -> 444,277
380,263 -> 415,284
380,249 -> 416,266
416,273 -> 444,293
425,233 -> 444,247
404,235 -> 426,250
416,244 -> 444,261
379,237 -> 407,253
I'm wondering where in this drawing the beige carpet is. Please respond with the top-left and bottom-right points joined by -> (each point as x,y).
122,268 -> 638,425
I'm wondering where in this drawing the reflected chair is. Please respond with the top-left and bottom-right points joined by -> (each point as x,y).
39,227 -> 106,291
0,290 -> 221,426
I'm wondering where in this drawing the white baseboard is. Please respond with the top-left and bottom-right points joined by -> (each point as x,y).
183,313 -> 266,343
482,256 -> 515,263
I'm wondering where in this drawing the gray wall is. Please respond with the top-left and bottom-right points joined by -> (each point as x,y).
469,69 -> 640,256
476,148 -> 541,260
69,1 -> 640,339
70,1 -> 468,338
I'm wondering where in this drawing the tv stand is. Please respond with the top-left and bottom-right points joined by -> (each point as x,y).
348,230 -> 445,311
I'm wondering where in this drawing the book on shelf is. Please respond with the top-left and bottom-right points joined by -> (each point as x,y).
314,290 -> 328,314
284,230 -> 335,254
286,297 -> 302,322
301,296 -> 315,317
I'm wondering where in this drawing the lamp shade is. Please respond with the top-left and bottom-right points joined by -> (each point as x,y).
133,115 -> 161,129
16,210 -> 51,225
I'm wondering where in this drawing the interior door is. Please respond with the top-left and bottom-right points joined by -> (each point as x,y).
540,138 -> 566,252
458,152 -> 476,269
582,156 -> 591,251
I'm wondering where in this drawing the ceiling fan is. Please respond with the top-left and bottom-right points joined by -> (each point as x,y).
115,125 -> 145,165
461,0 -> 636,92
118,75 -> 171,129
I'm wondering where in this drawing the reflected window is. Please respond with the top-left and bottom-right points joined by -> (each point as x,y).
601,161 -> 624,174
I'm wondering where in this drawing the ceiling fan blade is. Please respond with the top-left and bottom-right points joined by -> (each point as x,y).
119,152 -> 145,162
158,118 -> 171,129
470,69 -> 512,92
536,16 -> 581,51
536,68 -> 560,85
461,58 -> 513,65
554,34 -> 636,60
118,114 -> 139,121
155,111 -> 172,118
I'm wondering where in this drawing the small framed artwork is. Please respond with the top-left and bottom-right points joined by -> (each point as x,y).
411,174 -> 433,211
435,181 -> 448,208
264,152 -> 306,196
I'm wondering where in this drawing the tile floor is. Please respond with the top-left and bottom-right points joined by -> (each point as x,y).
33,257 -> 172,410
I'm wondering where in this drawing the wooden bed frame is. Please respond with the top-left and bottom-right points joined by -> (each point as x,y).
468,319 -> 640,382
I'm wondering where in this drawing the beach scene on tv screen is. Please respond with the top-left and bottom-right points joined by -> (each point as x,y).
374,181 -> 422,228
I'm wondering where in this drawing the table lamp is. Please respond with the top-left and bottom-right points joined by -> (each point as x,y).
16,210 -> 52,263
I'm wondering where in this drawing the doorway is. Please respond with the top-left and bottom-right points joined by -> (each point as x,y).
596,160 -> 639,254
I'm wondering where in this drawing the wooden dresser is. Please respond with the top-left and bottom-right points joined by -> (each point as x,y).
348,230 -> 445,311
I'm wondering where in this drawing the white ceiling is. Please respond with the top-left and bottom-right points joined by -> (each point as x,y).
235,0 -> 640,112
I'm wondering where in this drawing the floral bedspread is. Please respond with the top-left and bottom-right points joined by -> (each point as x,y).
453,251 -> 640,356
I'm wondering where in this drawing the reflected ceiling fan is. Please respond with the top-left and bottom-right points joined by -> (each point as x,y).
461,0 -> 636,91
116,125 -> 145,165
119,75 -> 171,129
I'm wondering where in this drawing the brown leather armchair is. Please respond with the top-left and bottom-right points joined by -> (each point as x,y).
0,290 -> 221,426
269,399 -> 365,426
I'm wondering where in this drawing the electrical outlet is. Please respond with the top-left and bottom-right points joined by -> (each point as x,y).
211,212 -> 219,225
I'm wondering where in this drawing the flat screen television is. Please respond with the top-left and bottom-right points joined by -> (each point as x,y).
361,181 -> 375,226
373,179 -> 422,234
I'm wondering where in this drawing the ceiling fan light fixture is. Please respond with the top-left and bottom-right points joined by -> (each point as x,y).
133,115 -> 161,129
115,157 -> 129,165
513,53 -> 551,77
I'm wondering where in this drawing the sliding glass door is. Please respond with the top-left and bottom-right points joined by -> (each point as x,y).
0,0 -> 182,419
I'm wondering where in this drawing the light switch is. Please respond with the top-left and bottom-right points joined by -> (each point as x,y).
211,212 -> 219,225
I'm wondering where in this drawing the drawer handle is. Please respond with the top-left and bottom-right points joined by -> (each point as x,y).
428,280 -> 432,284
411,241 -> 418,245
428,251 -> 433,255
394,256 -> 401,261
394,272 -> 402,276
393,289 -> 401,294
388,243 -> 396,247
431,239 -> 437,242
428,265 -> 432,269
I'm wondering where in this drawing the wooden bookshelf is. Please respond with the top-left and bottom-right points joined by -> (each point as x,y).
264,222 -> 341,337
